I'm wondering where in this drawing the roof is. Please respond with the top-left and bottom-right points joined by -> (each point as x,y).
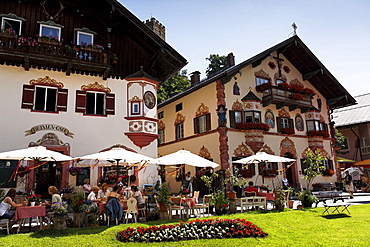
159,35 -> 355,108
332,93 -> 370,127
241,91 -> 262,102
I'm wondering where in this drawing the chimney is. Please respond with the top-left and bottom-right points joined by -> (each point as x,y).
190,71 -> 201,85
226,52 -> 235,68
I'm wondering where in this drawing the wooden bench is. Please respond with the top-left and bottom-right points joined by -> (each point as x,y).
238,196 -> 266,212
322,203 -> 351,215
312,191 -> 349,207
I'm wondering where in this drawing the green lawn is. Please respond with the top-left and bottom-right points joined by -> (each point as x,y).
2,204 -> 370,247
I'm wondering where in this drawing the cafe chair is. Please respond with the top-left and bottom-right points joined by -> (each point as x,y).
194,195 -> 211,217
124,197 -> 138,224
193,191 -> 200,203
137,196 -> 148,221
169,196 -> 185,219
0,218 -> 10,235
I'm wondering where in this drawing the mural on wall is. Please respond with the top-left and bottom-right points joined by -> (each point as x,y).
233,143 -> 253,157
231,100 -> 243,111
259,144 -> 274,155
295,114 -> 304,131
216,105 -> 227,127
195,103 -> 210,117
264,110 -> 275,128
199,145 -> 212,159
233,81 -> 240,95
174,113 -> 186,125
279,137 -> 297,158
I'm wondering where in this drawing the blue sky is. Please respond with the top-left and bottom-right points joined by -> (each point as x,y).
121,0 -> 370,97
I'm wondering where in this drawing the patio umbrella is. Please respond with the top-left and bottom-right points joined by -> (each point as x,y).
0,146 -> 72,161
75,147 -> 155,183
341,167 -> 363,180
154,149 -> 219,168
233,152 -> 295,164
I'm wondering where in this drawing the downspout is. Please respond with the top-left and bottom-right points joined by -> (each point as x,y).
350,125 -> 362,160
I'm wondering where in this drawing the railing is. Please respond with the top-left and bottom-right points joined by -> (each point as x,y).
361,146 -> 370,155
0,35 -> 110,71
262,87 -> 312,109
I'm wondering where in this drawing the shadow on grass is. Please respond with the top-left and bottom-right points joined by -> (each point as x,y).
321,214 -> 351,219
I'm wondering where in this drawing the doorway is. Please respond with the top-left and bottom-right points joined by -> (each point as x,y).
35,162 -> 62,199
284,152 -> 296,188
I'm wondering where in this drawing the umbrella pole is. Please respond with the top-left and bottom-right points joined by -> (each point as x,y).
116,159 -> 121,183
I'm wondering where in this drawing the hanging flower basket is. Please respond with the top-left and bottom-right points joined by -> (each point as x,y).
67,167 -> 82,176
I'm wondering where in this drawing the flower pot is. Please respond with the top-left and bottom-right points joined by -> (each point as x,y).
30,201 -> 35,207
158,202 -> 167,212
227,191 -> 237,200
52,215 -> 68,230
288,200 -> 294,209
303,200 -> 312,208
276,204 -> 285,211
73,212 -> 88,228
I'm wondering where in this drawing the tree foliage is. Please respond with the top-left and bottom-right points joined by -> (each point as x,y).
157,69 -> 190,103
302,148 -> 328,189
205,54 -> 227,77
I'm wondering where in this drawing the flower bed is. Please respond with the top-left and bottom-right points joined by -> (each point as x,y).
116,218 -> 268,243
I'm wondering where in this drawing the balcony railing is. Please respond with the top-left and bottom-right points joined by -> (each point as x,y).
0,35 -> 111,79
361,146 -> 370,155
262,86 -> 312,111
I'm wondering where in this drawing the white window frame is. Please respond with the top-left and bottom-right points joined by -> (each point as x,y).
33,86 -> 57,112
86,91 -> 106,115
281,118 -> 289,129
77,31 -> 94,45
158,129 -> 165,144
1,17 -> 22,35
39,24 -> 61,40
176,123 -> 184,140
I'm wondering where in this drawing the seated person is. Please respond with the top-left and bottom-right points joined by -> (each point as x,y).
97,183 -> 110,201
0,188 -> 27,225
87,186 -> 101,207
107,185 -> 121,201
45,186 -> 62,206
245,181 -> 258,194
131,185 -> 145,208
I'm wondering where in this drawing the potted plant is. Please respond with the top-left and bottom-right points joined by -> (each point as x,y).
212,190 -> 228,215
51,201 -> 69,230
224,168 -> 247,199
67,166 -> 82,176
70,192 -> 96,227
27,193 -> 42,206
287,187 -> 294,209
156,182 -> 172,212
298,190 -> 318,208
272,189 -> 286,211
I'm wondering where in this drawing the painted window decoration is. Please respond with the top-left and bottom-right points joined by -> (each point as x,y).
264,110 -> 275,128
295,115 -> 304,131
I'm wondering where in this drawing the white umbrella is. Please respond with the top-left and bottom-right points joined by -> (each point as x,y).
234,152 -> 295,164
341,167 -> 363,180
0,146 -> 72,161
155,149 -> 220,168
75,147 -> 154,164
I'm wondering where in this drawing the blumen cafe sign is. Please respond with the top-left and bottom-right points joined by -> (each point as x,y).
25,124 -> 74,138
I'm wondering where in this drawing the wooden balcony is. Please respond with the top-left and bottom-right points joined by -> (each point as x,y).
0,35 -> 111,79
262,87 -> 313,112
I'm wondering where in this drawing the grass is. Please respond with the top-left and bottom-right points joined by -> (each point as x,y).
1,204 -> 370,246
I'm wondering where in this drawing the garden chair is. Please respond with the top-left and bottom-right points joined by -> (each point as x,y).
194,195 -> 211,217
169,196 -> 185,219
104,197 -> 123,226
124,197 -> 138,223
193,191 -> 200,203
0,218 -> 10,235
137,195 -> 148,221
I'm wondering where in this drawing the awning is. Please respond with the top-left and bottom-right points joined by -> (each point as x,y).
336,156 -> 356,163
354,159 -> 370,168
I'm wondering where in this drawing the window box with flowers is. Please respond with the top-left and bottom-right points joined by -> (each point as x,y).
322,168 -> 334,177
290,93 -> 304,101
307,130 -> 329,138
37,35 -> 62,45
17,36 -> 38,47
261,169 -> 278,178
280,127 -> 295,135
289,84 -> 304,93
302,87 -> 315,95
277,82 -> 290,90
239,169 -> 254,178
236,122 -> 270,131
0,28 -> 17,38
80,42 -> 104,53
67,166 -> 82,176
256,82 -> 272,92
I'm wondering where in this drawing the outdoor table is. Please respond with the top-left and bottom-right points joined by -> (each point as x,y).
322,203 -> 351,215
99,200 -> 128,215
15,206 -> 46,233
258,192 -> 275,201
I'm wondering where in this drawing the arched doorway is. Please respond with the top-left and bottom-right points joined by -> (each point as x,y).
28,133 -> 70,198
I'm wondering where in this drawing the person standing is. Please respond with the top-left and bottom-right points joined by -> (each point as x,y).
344,171 -> 354,199
83,179 -> 92,198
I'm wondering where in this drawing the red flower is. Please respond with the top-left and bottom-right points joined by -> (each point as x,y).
222,203 -> 228,207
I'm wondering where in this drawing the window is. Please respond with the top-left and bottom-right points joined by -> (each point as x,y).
276,117 -> 294,133
194,113 -> 211,134
245,111 -> 261,123
131,102 -> 140,115
176,123 -> 184,140
229,111 -> 242,128
40,24 -> 61,40
300,159 -> 309,175
158,129 -> 165,144
34,86 -> 57,112
75,90 -> 115,116
232,157 -> 256,178
0,160 -> 17,187
176,103 -> 182,112
21,85 -> 68,113
158,111 -> 164,119
301,159 -> 333,175
306,120 -> 328,132
1,17 -> 22,35
77,31 -> 93,45
342,137 -> 349,150
255,77 -> 269,86
258,162 -> 278,176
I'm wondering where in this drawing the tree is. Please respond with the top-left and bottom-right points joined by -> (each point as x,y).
302,148 -> 328,189
157,69 -> 190,103
205,54 -> 227,77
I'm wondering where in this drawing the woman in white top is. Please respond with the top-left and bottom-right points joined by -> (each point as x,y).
131,185 -> 145,208
87,186 -> 101,207
97,183 -> 110,201
0,188 -> 27,221
83,179 -> 92,197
